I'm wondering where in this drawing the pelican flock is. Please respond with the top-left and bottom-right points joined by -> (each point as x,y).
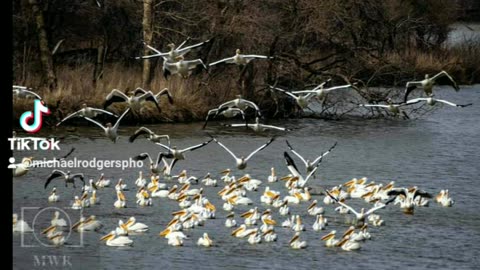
12,34 -> 469,263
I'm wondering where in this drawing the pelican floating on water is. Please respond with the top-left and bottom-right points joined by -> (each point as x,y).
100,231 -> 133,247
13,214 -> 33,233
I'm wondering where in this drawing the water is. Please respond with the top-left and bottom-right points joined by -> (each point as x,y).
448,23 -> 480,45
12,86 -> 480,269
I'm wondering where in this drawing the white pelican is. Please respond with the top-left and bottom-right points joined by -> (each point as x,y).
133,151 -> 168,175
307,200 -> 324,216
12,214 -> 33,233
56,103 -> 117,126
103,88 -> 161,112
129,126 -> 170,145
436,189 -> 454,207
292,83 -> 354,100
209,49 -> 273,67
44,170 -> 85,189
71,196 -> 83,210
83,179 -> 97,193
156,139 -> 213,161
135,171 -> 147,188
368,214 -> 385,227
114,190 -> 127,208
321,230 -> 339,247
312,214 -> 328,231
246,230 -> 262,245
84,108 -> 131,143
343,226 -> 365,242
388,187 -> 432,214
231,225 -> 258,238
286,140 -> 337,174
137,39 -> 210,63
220,169 -> 235,183
406,97 -> 472,108
51,211 -> 67,227
326,190 -> 394,225
260,215 -> 276,233
48,187 -> 59,202
48,233 -> 65,246
95,173 -> 110,187
136,188 -> 152,206
100,231 -> 133,247
262,228 -> 277,242
283,152 -> 319,188
224,117 -> 291,132
279,201 -> 290,216
337,237 -> 361,251
211,136 -> 275,170
168,235 -> 184,246
197,233 -> 213,247
13,85 -> 43,100
292,215 -> 305,232
11,157 -> 33,177
72,215 -> 102,232
281,215 -> 294,228
268,167 -> 277,182
290,232 -> 307,249
162,55 -> 207,79
270,85 -> 317,110
151,184 -> 176,198
358,99 -> 412,118
201,173 -> 217,187
403,70 -> 460,102
225,212 -> 237,228
260,186 -> 280,205
125,217 -> 149,233
203,107 -> 246,129
216,95 -> 262,117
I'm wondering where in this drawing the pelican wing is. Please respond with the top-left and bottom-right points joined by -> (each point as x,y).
89,108 -> 118,117
435,99 -> 472,107
259,124 -> 288,131
113,108 -> 131,129
156,142 -> 173,152
104,89 -> 128,109
22,89 -> 43,100
359,104 -> 390,108
284,151 -> 301,177
403,81 -> 423,103
83,117 -> 107,132
431,71 -> 459,91
45,170 -> 66,189
132,153 -> 154,164
176,40 -> 209,56
209,57 -> 235,67
181,139 -> 213,152
72,173 -> 85,185
325,190 -> 359,216
129,127 -> 154,143
212,138 -> 238,160
269,86 -> 298,99
56,110 -> 82,126
245,137 -> 275,161
312,142 -> 338,164
155,88 -> 174,104
140,91 -> 162,112
286,140 -> 308,167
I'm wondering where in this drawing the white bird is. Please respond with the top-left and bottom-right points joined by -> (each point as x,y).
162,55 -> 207,79
83,108 -> 130,143
10,157 -> 33,177
137,39 -> 209,63
279,201 -> 290,216
201,173 -> 217,187
268,167 -> 277,182
133,151 -> 168,175
307,200 -> 324,216
56,103 -> 117,126
216,95 -> 262,117
337,237 -> 361,251
114,190 -> 127,208
292,83 -> 353,99
436,189 -> 455,207
403,70 -> 460,102
135,171 -> 147,188
100,231 -> 133,247
72,215 -> 103,231
95,173 -> 111,187
129,127 -> 170,145
262,228 -> 278,242
321,230 -> 339,247
286,140 -> 337,174
51,211 -> 67,227
156,139 -> 213,162
203,107 -> 246,129
358,99 -> 412,118
290,232 -> 308,249
124,217 -> 149,233
326,191 -> 395,225
44,170 -> 85,189
12,214 -> 33,233
209,48 -> 273,67
312,215 -> 328,231
292,215 -> 305,232
89,190 -> 99,205
246,230 -> 262,245
224,117 -> 291,132
211,136 -> 275,170
197,233 -> 213,247
283,152 -> 320,188
83,179 -> 98,193
231,224 -> 258,238
103,88 -> 161,112
270,85 -> 317,109
13,85 -> 43,100
406,97 -> 472,108
48,187 -> 59,202
225,212 -> 237,228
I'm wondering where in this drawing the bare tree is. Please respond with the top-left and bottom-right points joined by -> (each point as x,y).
142,0 -> 155,87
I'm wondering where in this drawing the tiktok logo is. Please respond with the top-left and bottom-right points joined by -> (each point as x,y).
19,99 -> 50,133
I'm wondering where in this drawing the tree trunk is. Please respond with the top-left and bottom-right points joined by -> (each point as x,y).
29,0 -> 56,91
142,0 -> 154,87
93,43 -> 106,85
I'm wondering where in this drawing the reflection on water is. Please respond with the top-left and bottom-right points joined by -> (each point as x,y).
12,86 -> 480,270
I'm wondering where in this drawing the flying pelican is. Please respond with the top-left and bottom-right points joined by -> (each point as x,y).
209,49 -> 273,67
286,140 -> 337,174
44,170 -> 84,189
12,214 -> 33,233
406,97 -> 472,108
56,103 -> 117,126
283,152 -> 321,188
203,107 -> 246,129
13,85 -> 43,100
326,190 -> 395,225
358,99 -> 412,118
156,139 -> 213,161
129,127 -> 170,145
211,136 -> 275,170
162,55 -> 207,79
292,83 -> 353,99
269,85 -> 317,110
133,151 -> 170,175
289,232 -> 308,249
403,70 -> 460,102
100,231 -> 133,247
134,87 -> 174,107
136,38 -> 210,62
223,117 -> 291,132
197,233 -> 213,247
83,108 -> 131,143
216,95 -> 262,117
103,88 -> 161,112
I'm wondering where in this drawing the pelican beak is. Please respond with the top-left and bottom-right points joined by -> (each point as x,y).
237,176 -> 250,183
159,228 -> 171,237
148,185 -> 157,192
240,211 -> 253,218
166,218 -> 178,228
100,233 -> 113,241
262,229 -> 273,236
264,219 -> 276,225
72,220 -> 83,230
172,209 -> 187,216
308,201 -> 316,210
177,194 -> 187,202
42,225 -> 56,235
205,202 -> 216,211
119,192 -> 126,201
280,175 -> 291,181
125,219 -> 134,227
336,238 -> 348,247
321,232 -> 335,241
179,184 -> 190,192
220,169 -> 230,174
231,227 -> 243,236
168,187 -> 177,195
342,227 -> 354,238
343,179 -> 356,187
289,234 -> 299,245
